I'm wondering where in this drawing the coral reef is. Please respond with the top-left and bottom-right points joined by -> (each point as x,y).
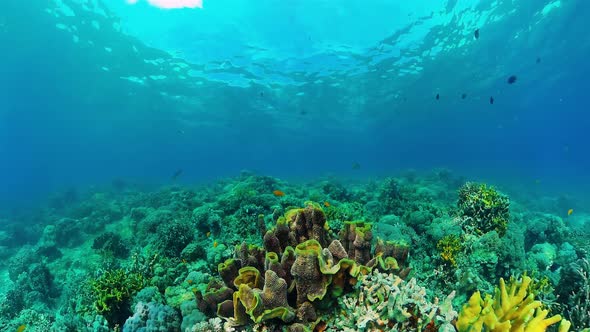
197,204 -> 405,329
0,171 -> 586,331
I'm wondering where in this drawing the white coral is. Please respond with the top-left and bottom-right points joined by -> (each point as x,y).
332,270 -> 457,331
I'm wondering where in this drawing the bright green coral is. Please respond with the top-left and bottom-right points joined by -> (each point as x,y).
90,269 -> 146,326
458,182 -> 510,236
456,275 -> 571,332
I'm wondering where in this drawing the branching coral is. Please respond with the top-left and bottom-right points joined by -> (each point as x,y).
90,269 -> 146,327
565,258 -> 590,329
333,269 -> 457,331
456,275 -> 570,332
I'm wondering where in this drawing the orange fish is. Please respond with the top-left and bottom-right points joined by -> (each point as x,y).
206,231 -> 211,237
17,325 -> 26,332
324,201 -> 330,207
187,279 -> 193,285
213,240 -> 219,248
182,259 -> 187,264
568,209 -> 574,216
273,190 -> 285,197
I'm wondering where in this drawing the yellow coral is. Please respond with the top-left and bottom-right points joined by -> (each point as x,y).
437,235 -> 462,266
456,276 -> 571,332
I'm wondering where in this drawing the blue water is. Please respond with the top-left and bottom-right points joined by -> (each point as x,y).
1,0 -> 589,208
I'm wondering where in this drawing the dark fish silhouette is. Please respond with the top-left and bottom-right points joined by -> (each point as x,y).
172,169 -> 183,180
436,93 -> 440,100
536,57 -> 541,64
507,75 -> 517,84
260,92 -> 264,97
461,93 -> 467,99
490,96 -> 494,104
352,162 -> 361,170
474,29 -> 480,39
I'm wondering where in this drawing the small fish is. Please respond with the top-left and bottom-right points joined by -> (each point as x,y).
490,96 -> 494,104
213,240 -> 219,248
182,259 -> 187,264
435,93 -> 440,100
172,169 -> 183,180
206,231 -> 211,237
16,325 -> 26,332
177,129 -> 185,135
534,179 -> 541,185
273,190 -> 285,197
568,209 -> 574,216
536,57 -> 541,64
461,93 -> 467,99
507,75 -> 517,84
474,29 -> 480,39
187,279 -> 193,284
351,162 -> 361,170
260,92 -> 264,97
324,201 -> 330,207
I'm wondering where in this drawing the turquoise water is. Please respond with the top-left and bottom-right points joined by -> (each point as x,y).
2,0 -> 589,205
1,0 -> 589,331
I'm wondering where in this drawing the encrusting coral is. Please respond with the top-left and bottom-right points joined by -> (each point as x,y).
456,275 -> 571,332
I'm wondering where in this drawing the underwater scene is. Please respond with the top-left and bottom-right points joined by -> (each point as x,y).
1,0 -> 590,331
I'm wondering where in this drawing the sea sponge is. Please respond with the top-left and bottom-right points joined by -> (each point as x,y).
231,270 -> 295,324
374,238 -> 410,267
233,267 -> 263,290
264,251 -> 287,281
456,275 -> 571,332
280,246 -> 296,287
194,279 -> 233,317
286,204 -> 329,247
339,221 -> 373,264
218,259 -> 240,289
263,230 -> 282,254
366,253 -> 399,272
235,243 -> 265,272
327,239 -> 349,261
260,270 -> 290,309
291,240 -> 331,305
